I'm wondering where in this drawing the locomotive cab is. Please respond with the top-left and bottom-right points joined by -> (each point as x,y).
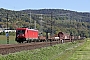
15,28 -> 26,43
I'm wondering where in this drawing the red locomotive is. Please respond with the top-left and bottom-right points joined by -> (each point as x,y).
15,28 -> 38,43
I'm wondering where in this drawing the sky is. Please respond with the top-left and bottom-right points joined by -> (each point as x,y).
0,0 -> 90,12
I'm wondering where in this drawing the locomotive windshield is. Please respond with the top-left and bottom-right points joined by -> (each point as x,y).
16,30 -> 25,34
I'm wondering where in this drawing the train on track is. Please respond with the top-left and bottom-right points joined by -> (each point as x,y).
15,28 -> 84,43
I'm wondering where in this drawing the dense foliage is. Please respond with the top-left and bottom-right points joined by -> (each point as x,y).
0,8 -> 90,37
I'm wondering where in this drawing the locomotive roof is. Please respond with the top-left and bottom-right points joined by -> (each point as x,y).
16,28 -> 38,31
28,29 -> 38,31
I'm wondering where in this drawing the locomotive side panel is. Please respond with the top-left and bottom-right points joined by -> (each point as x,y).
30,29 -> 38,39
25,29 -> 38,39
26,29 -> 38,42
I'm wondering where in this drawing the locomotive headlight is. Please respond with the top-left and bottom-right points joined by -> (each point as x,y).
22,34 -> 24,36
17,35 -> 19,37
17,34 -> 24,38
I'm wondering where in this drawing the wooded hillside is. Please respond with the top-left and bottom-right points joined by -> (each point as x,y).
0,8 -> 90,37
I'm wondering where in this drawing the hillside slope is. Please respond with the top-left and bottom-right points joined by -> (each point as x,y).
0,8 -> 90,37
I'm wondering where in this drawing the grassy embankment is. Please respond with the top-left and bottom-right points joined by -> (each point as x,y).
0,39 -> 85,60
67,38 -> 90,60
56,38 -> 90,60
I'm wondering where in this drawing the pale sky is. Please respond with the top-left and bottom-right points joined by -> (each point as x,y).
0,0 -> 90,12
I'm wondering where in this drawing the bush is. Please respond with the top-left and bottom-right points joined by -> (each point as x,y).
0,32 -> 15,36
0,32 -> 5,35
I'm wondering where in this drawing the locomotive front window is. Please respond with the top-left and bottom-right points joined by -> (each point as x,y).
16,30 -> 25,34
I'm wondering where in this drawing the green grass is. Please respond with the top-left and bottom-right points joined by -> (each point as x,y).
0,39 -> 85,60
68,38 -> 90,60
0,35 -> 17,44
56,38 -> 90,60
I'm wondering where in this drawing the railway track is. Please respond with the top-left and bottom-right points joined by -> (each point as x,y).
0,40 -> 73,55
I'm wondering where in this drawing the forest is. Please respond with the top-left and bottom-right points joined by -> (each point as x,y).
0,8 -> 90,37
